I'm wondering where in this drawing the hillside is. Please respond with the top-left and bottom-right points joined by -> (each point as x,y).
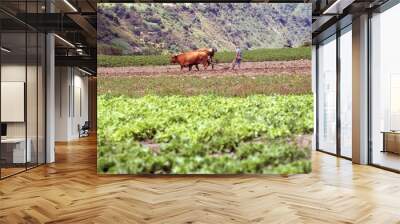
97,3 -> 312,55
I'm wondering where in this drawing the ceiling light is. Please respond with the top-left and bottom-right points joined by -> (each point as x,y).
63,0 -> 78,12
76,49 -> 84,55
78,68 -> 93,76
323,0 -> 355,15
323,0 -> 341,14
54,34 -> 75,48
1,47 -> 11,53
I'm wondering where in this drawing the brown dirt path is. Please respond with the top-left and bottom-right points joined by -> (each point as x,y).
98,60 -> 311,77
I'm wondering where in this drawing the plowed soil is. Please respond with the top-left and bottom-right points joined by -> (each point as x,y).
98,60 -> 311,77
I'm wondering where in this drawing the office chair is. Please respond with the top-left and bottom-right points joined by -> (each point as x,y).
79,121 -> 90,138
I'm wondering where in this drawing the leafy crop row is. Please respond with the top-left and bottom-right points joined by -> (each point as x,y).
98,74 -> 312,98
98,94 -> 313,174
98,47 -> 311,67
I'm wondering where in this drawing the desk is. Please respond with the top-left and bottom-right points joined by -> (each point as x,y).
1,138 -> 31,163
381,131 -> 400,154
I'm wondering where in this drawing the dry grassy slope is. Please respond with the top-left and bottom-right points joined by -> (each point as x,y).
97,3 -> 311,55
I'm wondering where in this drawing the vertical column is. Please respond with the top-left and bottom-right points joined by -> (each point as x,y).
352,14 -> 369,164
88,76 -> 97,133
312,45 -> 317,151
68,67 -> 74,140
54,67 -> 73,141
46,0 -> 55,163
336,29 -> 341,157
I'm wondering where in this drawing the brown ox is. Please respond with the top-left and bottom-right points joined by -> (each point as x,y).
196,48 -> 217,69
197,48 -> 216,58
170,51 -> 209,71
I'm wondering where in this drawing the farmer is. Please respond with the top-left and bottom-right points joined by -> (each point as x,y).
231,46 -> 242,69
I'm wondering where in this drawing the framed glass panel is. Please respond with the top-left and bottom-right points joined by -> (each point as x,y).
0,31 -> 28,177
26,0 -> 41,169
0,0 -> 46,179
371,4 -> 400,171
339,25 -> 352,158
27,31 -> 38,169
317,35 -> 337,154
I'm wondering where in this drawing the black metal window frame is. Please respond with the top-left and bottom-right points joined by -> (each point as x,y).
0,0 -> 48,180
314,0 -> 400,173
314,20 -> 353,161
367,0 -> 400,173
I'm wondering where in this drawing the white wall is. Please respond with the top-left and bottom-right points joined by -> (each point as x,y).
1,63 -> 46,164
1,65 -> 28,139
55,67 -> 89,141
55,66 -> 70,141
1,64 -> 25,81
72,72 -> 89,138
1,64 -> 26,143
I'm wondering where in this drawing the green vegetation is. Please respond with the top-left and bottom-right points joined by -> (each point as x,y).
98,74 -> 311,97
214,47 -> 311,64
98,47 -> 311,67
98,94 -> 313,174
98,54 -> 170,67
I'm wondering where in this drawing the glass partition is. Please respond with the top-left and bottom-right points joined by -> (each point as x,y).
0,1 -> 46,179
27,31 -> 38,169
371,4 -> 400,171
0,31 -> 28,177
26,0 -> 45,169
339,25 -> 352,158
317,35 -> 337,154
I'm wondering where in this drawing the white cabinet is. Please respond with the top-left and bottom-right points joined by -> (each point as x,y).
1,138 -> 32,163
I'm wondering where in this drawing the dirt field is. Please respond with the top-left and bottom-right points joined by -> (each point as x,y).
98,60 -> 311,77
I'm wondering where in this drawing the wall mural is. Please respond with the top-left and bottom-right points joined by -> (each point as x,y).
97,3 -> 313,174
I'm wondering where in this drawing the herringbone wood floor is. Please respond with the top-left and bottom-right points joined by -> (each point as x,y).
1,135 -> 400,224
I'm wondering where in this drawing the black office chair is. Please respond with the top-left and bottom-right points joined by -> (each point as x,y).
79,121 -> 90,138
